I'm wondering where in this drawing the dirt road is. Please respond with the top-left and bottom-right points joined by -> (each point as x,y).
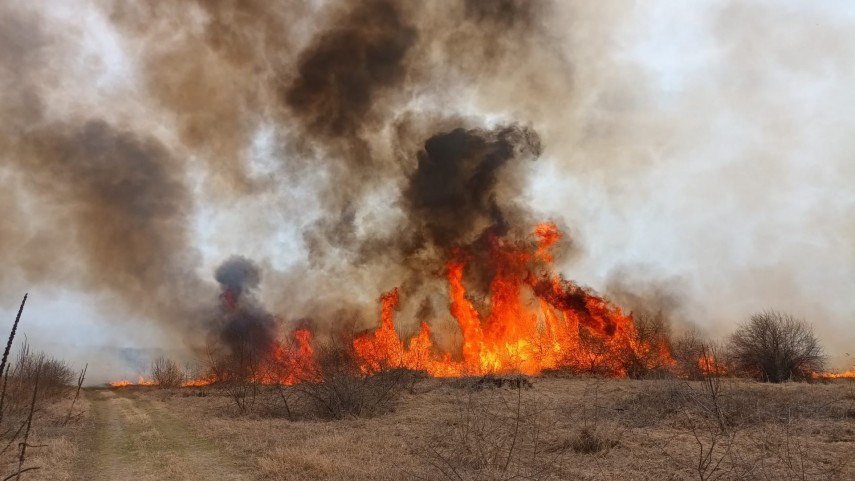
79,389 -> 251,480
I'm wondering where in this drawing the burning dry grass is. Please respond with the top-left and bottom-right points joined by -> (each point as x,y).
124,376 -> 854,481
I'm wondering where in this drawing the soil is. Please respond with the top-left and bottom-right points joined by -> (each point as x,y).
78,389 -> 252,481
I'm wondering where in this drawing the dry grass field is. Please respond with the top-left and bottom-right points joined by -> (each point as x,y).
17,375 -> 852,480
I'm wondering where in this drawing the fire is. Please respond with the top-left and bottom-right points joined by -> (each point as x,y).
109,376 -> 156,387
353,224 -> 673,377
697,353 -> 727,376
259,328 -> 320,385
181,376 -> 216,388
814,369 -> 855,380
110,223 -> 675,387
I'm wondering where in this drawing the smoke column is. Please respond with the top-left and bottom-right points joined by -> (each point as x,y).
1,0 -> 853,376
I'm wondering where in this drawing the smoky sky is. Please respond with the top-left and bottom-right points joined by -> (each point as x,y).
0,0 -> 554,358
1,0 -> 854,377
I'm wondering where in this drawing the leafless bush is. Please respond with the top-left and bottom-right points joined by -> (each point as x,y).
619,312 -> 674,379
673,330 -> 714,381
684,344 -> 730,431
416,383 -> 566,481
3,342 -> 73,414
729,311 -> 824,383
666,402 -> 849,481
554,313 -> 672,379
660,357 -> 757,481
204,333 -> 301,413
150,356 -> 184,388
565,328 -> 617,376
292,344 -> 413,419
207,340 -> 264,414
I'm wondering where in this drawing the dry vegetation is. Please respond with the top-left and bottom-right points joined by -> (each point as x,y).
0,296 -> 89,481
2,298 -> 852,480
77,309 -> 855,479
138,374 -> 853,481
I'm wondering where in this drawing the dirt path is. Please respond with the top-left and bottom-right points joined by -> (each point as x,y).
80,389 -> 252,481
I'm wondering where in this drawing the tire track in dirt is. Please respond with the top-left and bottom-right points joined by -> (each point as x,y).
81,389 -> 251,480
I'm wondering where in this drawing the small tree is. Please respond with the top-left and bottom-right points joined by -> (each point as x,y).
619,312 -> 673,379
728,311 -> 824,382
151,356 -> 184,388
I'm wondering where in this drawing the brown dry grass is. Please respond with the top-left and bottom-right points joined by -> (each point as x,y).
0,392 -> 91,481
120,376 -> 854,481
19,376 -> 851,479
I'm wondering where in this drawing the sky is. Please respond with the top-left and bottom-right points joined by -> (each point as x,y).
1,0 -> 853,382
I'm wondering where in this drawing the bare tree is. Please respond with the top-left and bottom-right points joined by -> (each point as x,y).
728,311 -> 824,383
619,312 -> 672,379
150,356 -> 184,388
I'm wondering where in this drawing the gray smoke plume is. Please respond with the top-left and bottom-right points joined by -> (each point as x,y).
0,0 -> 556,362
2,0 -> 853,375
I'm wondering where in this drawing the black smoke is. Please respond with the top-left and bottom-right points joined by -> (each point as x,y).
214,256 -> 276,355
405,125 -> 542,249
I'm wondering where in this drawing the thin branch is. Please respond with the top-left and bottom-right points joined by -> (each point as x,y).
1,294 -> 27,380
16,366 -> 40,481
1,467 -> 40,481
64,364 -> 87,425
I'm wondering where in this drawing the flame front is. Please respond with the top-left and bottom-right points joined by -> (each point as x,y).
110,376 -> 157,387
814,368 -> 855,379
353,224 -> 673,377
112,223 -> 680,387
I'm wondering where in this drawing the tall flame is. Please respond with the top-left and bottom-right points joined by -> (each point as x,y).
352,223 -> 673,377
112,223 -> 679,387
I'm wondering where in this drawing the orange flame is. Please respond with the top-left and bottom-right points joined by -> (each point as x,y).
697,353 -> 727,376
353,224 -> 673,377
111,223 -> 675,387
109,376 -> 157,387
814,369 -> 855,379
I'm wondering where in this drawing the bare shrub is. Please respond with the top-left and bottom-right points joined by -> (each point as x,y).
556,313 -> 672,379
672,330 -> 712,380
417,383 -> 566,481
660,361 -> 756,480
206,340 -> 264,414
151,356 -> 184,388
570,327 -> 616,376
4,342 -> 73,414
0,296 -> 77,480
618,312 -> 673,379
729,311 -> 824,382
292,344 -> 413,419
